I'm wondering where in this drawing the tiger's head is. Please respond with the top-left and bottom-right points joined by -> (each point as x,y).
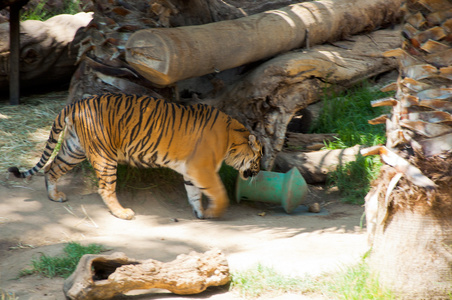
226,134 -> 262,180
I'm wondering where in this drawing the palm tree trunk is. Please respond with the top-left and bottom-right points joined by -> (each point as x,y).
363,0 -> 452,298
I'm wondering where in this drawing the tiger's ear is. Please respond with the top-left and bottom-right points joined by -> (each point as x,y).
248,135 -> 260,152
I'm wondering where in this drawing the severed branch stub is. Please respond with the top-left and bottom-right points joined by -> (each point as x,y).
63,249 -> 230,300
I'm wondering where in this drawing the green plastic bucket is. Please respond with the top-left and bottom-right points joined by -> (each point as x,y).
235,167 -> 308,213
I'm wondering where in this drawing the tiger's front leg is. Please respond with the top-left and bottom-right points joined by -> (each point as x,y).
98,186 -> 135,220
91,158 -> 135,220
185,170 -> 229,219
183,176 -> 205,219
202,180 -> 229,219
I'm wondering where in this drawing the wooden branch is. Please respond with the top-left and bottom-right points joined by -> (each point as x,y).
63,249 -> 230,300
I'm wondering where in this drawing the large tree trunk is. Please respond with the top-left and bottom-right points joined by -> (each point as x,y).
363,0 -> 452,298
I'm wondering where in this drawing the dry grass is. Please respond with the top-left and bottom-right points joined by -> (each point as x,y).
0,91 -> 68,172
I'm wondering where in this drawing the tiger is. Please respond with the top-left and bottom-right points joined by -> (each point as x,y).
8,93 -> 262,220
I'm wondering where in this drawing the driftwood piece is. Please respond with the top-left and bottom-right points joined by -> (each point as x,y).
63,249 -> 230,300
125,0 -> 402,86
205,27 -> 401,169
274,145 -> 362,183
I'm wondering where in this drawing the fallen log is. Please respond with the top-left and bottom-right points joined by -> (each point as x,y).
125,0 -> 402,86
63,249 -> 229,300
274,145 -> 362,183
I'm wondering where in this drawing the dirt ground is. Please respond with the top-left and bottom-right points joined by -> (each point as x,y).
0,168 -> 368,299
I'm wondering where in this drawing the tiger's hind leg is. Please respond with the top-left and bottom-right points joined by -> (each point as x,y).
44,133 -> 86,202
90,156 -> 135,220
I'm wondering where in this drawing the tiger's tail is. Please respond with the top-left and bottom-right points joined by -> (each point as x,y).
8,105 -> 70,179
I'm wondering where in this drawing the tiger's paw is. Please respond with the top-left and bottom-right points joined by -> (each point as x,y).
203,207 -> 224,219
113,208 -> 135,220
193,209 -> 205,219
48,192 -> 67,203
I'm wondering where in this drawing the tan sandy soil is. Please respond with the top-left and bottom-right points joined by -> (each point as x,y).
0,169 -> 367,299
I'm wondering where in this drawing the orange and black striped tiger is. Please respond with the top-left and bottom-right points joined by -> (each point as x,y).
8,93 -> 262,220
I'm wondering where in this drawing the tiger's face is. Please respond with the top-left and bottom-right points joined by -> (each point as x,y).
226,134 -> 262,180
241,154 -> 261,179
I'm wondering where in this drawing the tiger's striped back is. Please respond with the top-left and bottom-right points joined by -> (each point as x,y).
70,93 -> 237,170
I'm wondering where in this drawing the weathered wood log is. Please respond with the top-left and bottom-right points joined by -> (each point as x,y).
274,145 -> 362,183
204,27 -> 401,169
63,249 -> 230,300
125,0 -> 402,86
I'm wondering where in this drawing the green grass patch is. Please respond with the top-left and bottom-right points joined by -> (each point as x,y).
231,264 -> 315,298
320,260 -> 395,300
21,0 -> 82,21
309,81 -> 392,204
310,82 -> 389,148
327,154 -> 382,204
230,259 -> 395,299
20,242 -> 106,278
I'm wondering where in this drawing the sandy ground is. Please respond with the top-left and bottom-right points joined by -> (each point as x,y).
0,169 -> 368,299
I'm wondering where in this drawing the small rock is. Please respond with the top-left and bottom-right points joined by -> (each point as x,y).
308,203 -> 321,213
